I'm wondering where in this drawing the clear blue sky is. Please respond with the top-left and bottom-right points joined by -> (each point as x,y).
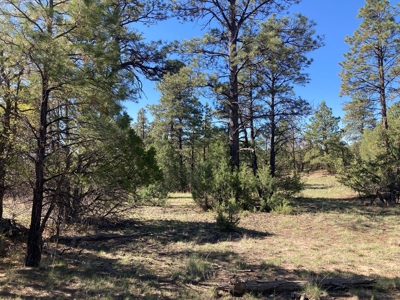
124,0 -> 396,123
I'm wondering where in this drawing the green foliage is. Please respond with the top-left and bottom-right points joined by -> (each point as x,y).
149,65 -> 205,192
342,91 -> 376,146
257,165 -> 301,213
303,282 -> 327,300
132,108 -> 151,145
338,103 -> 400,197
137,184 -> 168,207
153,139 -> 186,193
237,164 -> 258,209
304,101 -> 347,174
191,161 -> 214,210
184,255 -> 213,282
56,113 -> 163,221
191,142 -> 302,214
215,198 -> 241,231
340,0 -> 400,131
191,141 -> 236,209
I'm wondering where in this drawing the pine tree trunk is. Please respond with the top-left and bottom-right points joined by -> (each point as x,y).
249,96 -> 258,176
25,0 -> 54,264
228,0 -> 240,168
377,45 -> 388,131
25,81 -> 49,267
269,94 -> 276,177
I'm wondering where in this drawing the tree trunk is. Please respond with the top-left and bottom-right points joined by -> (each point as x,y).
178,121 -> 185,191
25,83 -> 49,267
228,0 -> 240,169
377,45 -> 388,131
269,94 -> 276,177
249,94 -> 258,176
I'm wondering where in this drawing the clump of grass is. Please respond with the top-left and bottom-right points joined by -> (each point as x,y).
235,259 -> 251,270
271,203 -> 293,215
259,260 -> 275,272
303,282 -> 327,300
184,255 -> 212,282
376,277 -> 400,290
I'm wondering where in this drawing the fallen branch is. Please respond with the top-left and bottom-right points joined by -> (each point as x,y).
216,276 -> 376,296
49,232 -> 151,244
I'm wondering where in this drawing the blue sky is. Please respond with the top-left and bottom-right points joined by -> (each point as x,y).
124,0 -> 395,123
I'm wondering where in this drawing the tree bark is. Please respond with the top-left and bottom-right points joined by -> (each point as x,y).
25,83 -> 49,267
228,0 -> 240,168
377,44 -> 388,131
269,93 -> 276,177
25,0 -> 54,264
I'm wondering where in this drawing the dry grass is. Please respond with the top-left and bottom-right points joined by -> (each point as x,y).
1,172 -> 400,299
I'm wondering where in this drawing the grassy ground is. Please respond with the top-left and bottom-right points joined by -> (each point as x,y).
1,171 -> 400,299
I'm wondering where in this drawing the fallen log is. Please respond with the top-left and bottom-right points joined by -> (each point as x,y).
216,276 -> 376,296
49,232 -> 151,245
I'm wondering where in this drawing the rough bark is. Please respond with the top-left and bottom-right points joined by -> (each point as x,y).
25,0 -> 54,267
228,0 -> 240,168
377,44 -> 388,131
25,84 -> 49,267
269,93 -> 276,177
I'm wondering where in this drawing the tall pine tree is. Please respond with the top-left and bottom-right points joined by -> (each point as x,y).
340,0 -> 400,133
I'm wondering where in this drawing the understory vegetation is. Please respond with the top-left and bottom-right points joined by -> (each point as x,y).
1,173 -> 400,299
0,2 -> 400,300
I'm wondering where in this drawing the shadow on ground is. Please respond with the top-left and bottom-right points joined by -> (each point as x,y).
1,245 -> 399,300
294,196 -> 400,217
56,218 -> 272,249
0,217 -> 271,299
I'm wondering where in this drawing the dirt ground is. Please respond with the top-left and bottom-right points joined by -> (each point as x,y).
1,174 -> 400,299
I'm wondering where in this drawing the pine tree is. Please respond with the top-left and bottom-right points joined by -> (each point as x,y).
173,0 -> 299,167
149,66 -> 204,191
240,14 -> 320,177
133,108 -> 151,144
342,91 -> 377,146
0,0 -> 166,266
304,102 -> 345,174
340,0 -> 400,132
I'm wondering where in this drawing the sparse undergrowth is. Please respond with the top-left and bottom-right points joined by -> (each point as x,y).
1,173 -> 400,299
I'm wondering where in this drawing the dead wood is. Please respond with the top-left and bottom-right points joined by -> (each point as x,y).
216,276 -> 376,296
49,232 -> 151,244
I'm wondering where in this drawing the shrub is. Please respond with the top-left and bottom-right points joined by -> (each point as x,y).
191,162 -> 214,210
215,198 -> 241,231
137,183 -> 168,206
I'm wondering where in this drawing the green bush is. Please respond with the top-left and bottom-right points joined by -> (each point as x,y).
137,183 -> 168,206
191,142 -> 303,214
215,198 -> 241,231
192,141 -> 244,210
191,162 -> 214,210
338,104 -> 400,198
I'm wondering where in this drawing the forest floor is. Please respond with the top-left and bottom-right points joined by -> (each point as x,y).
1,171 -> 400,299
